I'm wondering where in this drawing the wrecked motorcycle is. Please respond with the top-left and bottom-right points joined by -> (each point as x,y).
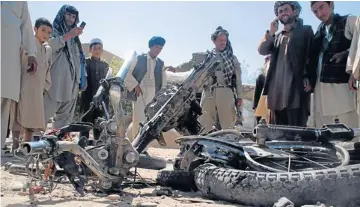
8,51 -> 168,194
14,50 -> 219,194
157,119 -> 360,206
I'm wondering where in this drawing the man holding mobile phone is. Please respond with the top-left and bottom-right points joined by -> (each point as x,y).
43,4 -> 86,131
258,1 -> 315,127
1,2 -> 38,156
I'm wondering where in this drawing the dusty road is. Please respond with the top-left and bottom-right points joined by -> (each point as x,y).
0,147 -> 248,207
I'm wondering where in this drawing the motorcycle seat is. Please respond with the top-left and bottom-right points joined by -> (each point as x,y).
57,122 -> 93,136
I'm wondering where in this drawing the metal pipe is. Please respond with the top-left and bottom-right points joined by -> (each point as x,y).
21,140 -> 120,181
21,140 -> 52,155
207,129 -> 244,137
102,101 -> 110,120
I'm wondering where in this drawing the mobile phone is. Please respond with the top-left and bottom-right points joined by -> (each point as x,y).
80,21 -> 86,29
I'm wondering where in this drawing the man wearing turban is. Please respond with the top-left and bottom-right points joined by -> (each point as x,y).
309,1 -> 358,127
124,36 -> 168,144
258,1 -> 315,126
170,27 -> 243,133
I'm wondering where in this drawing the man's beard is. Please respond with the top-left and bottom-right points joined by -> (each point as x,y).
279,16 -> 295,25
65,22 -> 73,32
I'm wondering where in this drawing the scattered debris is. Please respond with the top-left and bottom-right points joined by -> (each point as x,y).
29,186 -> 45,194
273,197 -> 294,207
172,197 -> 215,204
152,186 -> 173,196
135,202 -> 158,207
10,181 -> 25,191
108,194 -> 121,200
301,202 -> 327,207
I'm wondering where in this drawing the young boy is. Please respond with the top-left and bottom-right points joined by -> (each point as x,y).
9,18 -> 53,154
79,38 -> 109,139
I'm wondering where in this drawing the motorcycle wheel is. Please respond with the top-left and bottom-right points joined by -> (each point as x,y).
195,163 -> 360,206
156,170 -> 196,191
244,144 -> 350,173
135,154 -> 167,170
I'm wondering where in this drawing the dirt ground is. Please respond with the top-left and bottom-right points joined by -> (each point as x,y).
0,146 -> 249,207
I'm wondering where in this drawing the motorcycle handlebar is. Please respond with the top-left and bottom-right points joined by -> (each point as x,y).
253,122 -> 360,142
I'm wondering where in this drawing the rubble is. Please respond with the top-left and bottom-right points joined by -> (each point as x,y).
273,197 -> 294,207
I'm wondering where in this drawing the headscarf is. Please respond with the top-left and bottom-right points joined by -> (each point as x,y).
52,5 -> 85,81
210,26 -> 235,86
274,1 -> 302,17
148,36 -> 166,48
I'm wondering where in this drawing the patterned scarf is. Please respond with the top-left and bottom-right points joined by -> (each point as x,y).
52,5 -> 85,81
210,26 -> 235,86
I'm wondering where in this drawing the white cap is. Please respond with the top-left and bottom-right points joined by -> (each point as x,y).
89,38 -> 103,46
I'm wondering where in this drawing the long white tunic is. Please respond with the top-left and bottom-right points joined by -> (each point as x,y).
311,16 -> 358,128
345,15 -> 360,115
124,53 -> 166,137
1,2 -> 37,102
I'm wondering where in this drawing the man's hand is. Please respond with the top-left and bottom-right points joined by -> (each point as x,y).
236,98 -> 243,107
64,27 -> 84,41
269,18 -> 279,36
81,80 -> 88,91
330,51 -> 348,63
27,56 -> 38,75
70,27 -> 83,37
134,85 -> 143,97
303,77 -> 312,92
165,66 -> 176,72
349,74 -> 358,91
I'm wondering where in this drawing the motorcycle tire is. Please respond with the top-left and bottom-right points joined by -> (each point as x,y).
194,163 -> 360,207
136,154 -> 167,170
156,170 -> 196,191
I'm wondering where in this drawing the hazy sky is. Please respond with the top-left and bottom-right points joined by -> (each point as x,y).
28,1 -> 360,76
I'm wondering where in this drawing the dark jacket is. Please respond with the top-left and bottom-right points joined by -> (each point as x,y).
253,73 -> 265,110
309,14 -> 351,84
258,20 -> 315,116
80,57 -> 109,112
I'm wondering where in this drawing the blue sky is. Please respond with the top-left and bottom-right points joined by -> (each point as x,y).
28,1 -> 359,83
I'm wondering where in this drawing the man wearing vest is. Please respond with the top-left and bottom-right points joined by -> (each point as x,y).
124,36 -> 167,144
310,1 -> 358,128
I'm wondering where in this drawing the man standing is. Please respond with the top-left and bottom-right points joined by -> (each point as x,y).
79,38 -> 109,139
253,55 -> 271,124
178,27 -> 243,133
346,15 -> 360,126
310,1 -> 358,127
258,1 -> 315,126
1,2 -> 38,156
124,36 -> 167,141
44,5 -> 86,130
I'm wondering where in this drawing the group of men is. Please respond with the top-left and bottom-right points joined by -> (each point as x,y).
1,2 -> 244,157
254,1 -> 360,129
1,1 -> 360,157
1,3 -> 88,156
